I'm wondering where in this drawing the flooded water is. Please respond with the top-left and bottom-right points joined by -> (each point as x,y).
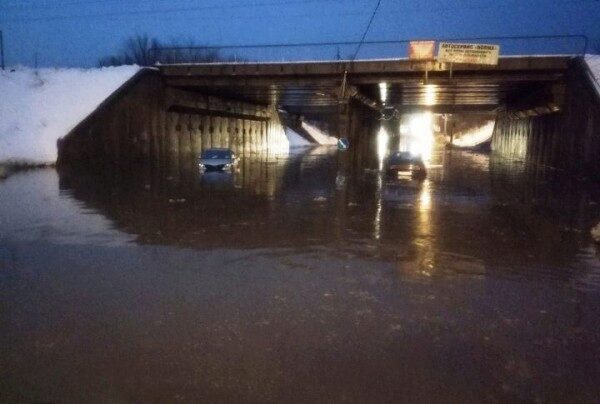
1,147 -> 600,402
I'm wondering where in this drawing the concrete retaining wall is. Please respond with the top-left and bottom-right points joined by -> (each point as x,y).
57,69 -> 288,169
492,58 -> 600,178
58,69 -> 165,168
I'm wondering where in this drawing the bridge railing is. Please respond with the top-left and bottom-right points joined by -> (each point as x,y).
149,35 -> 589,64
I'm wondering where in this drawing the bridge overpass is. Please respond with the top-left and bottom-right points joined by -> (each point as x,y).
58,55 -> 599,177
159,56 -> 568,116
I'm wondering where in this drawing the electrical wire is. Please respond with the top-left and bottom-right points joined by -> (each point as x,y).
2,0 -> 595,10
1,0 -> 357,12
351,0 -> 382,62
1,0 -> 596,20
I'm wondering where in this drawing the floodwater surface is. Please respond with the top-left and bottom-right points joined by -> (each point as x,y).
1,148 -> 600,403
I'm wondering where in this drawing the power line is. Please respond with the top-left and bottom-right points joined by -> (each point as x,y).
1,0 -> 595,12
1,0 -> 596,23
0,0 -> 358,13
2,0 -> 177,9
1,0 -> 364,22
351,0 -> 382,61
2,9 -> 369,25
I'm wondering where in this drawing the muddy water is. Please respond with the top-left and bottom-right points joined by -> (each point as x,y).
1,148 -> 600,402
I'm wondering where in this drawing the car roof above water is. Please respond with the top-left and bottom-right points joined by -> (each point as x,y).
201,148 -> 234,158
389,152 -> 421,163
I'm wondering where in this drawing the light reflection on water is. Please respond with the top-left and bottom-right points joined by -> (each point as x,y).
1,147 -> 592,287
2,147 -> 600,402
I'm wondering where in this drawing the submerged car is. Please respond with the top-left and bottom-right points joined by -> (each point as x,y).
199,148 -> 238,171
385,152 -> 426,180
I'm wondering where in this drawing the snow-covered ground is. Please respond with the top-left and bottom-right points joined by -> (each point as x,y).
585,54 -> 600,94
452,121 -> 495,148
285,127 -> 312,147
300,122 -> 338,145
0,66 -> 140,164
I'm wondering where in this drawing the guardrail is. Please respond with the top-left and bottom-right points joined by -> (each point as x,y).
149,34 -> 589,64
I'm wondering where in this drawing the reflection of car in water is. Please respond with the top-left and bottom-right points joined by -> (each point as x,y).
382,178 -> 423,205
200,170 -> 235,190
202,171 -> 233,186
384,152 -> 426,180
199,148 -> 238,171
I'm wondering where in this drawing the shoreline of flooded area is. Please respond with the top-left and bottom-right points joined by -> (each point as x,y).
1,148 -> 600,402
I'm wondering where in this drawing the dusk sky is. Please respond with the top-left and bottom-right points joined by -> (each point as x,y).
1,0 -> 599,67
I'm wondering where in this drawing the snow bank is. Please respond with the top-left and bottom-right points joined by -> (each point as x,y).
285,127 -> 312,147
585,54 -> 600,94
0,65 -> 140,164
585,55 -> 600,83
301,121 -> 338,146
452,121 -> 495,148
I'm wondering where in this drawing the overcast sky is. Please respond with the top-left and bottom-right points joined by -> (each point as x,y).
1,0 -> 599,67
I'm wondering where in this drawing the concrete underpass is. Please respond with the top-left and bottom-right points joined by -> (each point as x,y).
57,55 -> 600,179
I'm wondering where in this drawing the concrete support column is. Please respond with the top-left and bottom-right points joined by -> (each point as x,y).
243,121 -> 249,156
158,109 -> 166,165
190,115 -> 202,157
179,114 -> 192,161
250,122 -> 258,154
148,105 -> 159,165
166,113 -> 179,164
201,116 -> 210,151
222,117 -> 229,148
139,103 -> 151,163
219,118 -> 226,150
234,119 -> 241,153
261,121 -> 267,152
337,100 -> 350,140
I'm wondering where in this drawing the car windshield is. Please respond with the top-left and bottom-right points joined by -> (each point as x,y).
389,152 -> 418,164
202,150 -> 232,159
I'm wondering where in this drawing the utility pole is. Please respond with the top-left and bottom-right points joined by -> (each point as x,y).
1,30 -> 5,70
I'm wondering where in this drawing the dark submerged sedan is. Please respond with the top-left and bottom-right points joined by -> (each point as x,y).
199,148 -> 238,171
384,151 -> 427,180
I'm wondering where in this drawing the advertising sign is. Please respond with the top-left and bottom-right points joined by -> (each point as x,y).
409,41 -> 436,60
438,43 -> 500,65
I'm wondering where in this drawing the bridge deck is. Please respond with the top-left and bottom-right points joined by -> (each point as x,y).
159,56 -> 570,76
158,56 -> 573,114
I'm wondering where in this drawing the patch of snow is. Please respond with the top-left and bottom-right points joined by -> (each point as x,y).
452,121 -> 495,148
285,127 -> 312,147
301,121 -> 338,146
585,54 -> 600,94
0,65 -> 141,164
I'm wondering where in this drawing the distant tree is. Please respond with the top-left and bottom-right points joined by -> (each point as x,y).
124,34 -> 160,66
98,54 -> 127,67
98,34 -> 158,67
98,34 -> 236,67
